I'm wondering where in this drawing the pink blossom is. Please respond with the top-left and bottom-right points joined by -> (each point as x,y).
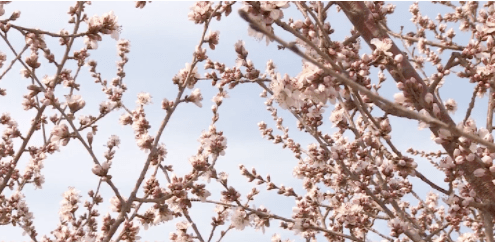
50,124 -> 71,146
187,88 -> 203,107
136,92 -> 152,105
230,208 -> 250,230
65,95 -> 86,113
444,98 -> 457,114
371,38 -> 393,57
59,187 -> 81,222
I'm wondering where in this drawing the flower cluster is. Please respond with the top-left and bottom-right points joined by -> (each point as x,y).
240,1 -> 289,45
58,187 -> 81,222
173,63 -> 201,89
198,125 -> 227,157
85,11 -> 120,49
270,62 -> 339,111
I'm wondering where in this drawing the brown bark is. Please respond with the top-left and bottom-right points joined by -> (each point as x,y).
339,2 -> 494,216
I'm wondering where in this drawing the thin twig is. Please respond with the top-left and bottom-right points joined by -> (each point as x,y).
429,53 -> 461,92
386,28 -> 464,51
342,32 -> 361,46
0,44 -> 29,79
183,209 -> 205,242
8,24 -> 88,38
367,227 -> 394,241
425,223 -> 450,240
463,86 -> 479,123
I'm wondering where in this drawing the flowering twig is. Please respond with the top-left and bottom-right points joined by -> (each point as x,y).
385,26 -> 465,51
196,199 -> 361,241
0,105 -> 45,193
103,4 -> 223,241
239,8 -> 494,151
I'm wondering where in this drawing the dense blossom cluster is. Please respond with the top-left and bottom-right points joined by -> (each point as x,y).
0,1 -> 493,242
85,11 -> 120,49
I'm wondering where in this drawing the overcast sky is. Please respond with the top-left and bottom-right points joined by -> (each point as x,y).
0,2 -> 490,241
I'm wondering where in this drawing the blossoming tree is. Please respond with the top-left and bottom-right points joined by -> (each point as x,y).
0,1 -> 494,242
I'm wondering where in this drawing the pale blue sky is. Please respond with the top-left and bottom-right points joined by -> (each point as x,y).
0,2 -> 490,241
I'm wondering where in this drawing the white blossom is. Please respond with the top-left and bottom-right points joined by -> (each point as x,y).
136,92 -> 152,105
230,208 -> 250,230
59,187 -> 81,222
371,38 -> 393,57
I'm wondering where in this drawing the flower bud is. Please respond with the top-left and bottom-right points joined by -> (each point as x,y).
380,119 -> 391,133
162,98 -> 172,110
394,54 -> 404,63
487,35 -> 494,48
361,54 -> 370,62
10,11 -> 20,20
469,189 -> 476,197
92,164 -> 107,176
466,153 -> 475,162
473,168 -> 486,177
432,103 -> 440,117
482,155 -> 493,165
434,137 -> 443,144
455,155 -> 465,164
87,132 -> 93,146
424,93 -> 433,104
453,148 -> 460,156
